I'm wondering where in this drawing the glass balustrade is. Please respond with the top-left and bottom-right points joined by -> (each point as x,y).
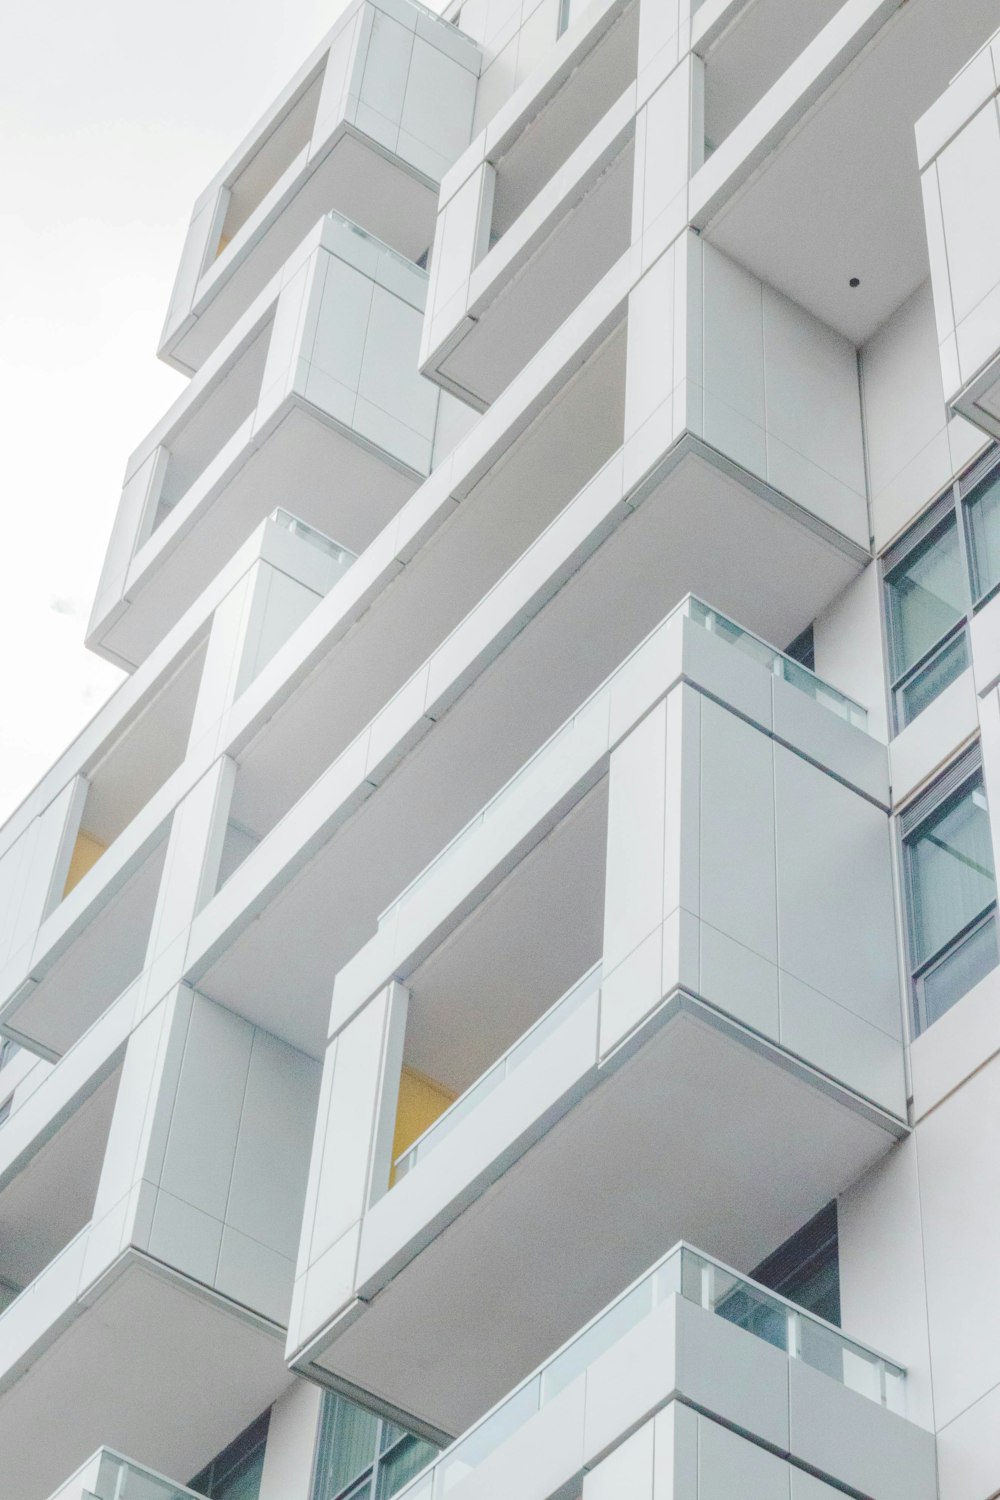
393,1244 -> 905,1500
47,1450 -> 204,1500
379,595 -> 867,928
394,963 -> 602,1181
270,508 -> 357,573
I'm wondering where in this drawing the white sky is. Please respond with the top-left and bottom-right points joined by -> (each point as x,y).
0,0 -> 445,826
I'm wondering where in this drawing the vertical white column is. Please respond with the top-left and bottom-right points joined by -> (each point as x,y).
600,685 -> 699,1057
287,981 -> 408,1359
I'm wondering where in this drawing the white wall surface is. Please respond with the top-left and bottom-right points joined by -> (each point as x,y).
860,280 -> 988,550
626,234 -> 870,547
259,1378 -> 323,1500
600,680 -> 904,1112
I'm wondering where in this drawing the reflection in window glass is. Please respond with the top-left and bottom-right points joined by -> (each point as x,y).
896,629 -> 969,728
313,1393 -> 439,1500
966,464 -> 1000,601
885,514 -> 967,680
191,1410 -> 270,1500
905,770 -> 999,1029
906,777 -> 995,963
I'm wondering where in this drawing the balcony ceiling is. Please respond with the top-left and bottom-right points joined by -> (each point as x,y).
314,1001 -> 899,1438
0,1262 -> 288,1500
704,0 -> 1000,345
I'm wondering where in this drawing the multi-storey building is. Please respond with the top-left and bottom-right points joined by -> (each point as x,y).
4,0 -> 1000,1497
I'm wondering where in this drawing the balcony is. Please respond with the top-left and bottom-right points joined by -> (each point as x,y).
385,1244 -> 932,1500
46,1450 -> 202,1500
684,0 -> 1000,352
160,0 -> 481,373
91,213 -> 463,670
172,227 -> 878,1062
288,599 -> 905,1440
420,0 -> 638,405
0,986 -> 317,1500
0,509 -> 352,1061
918,28 -> 1000,437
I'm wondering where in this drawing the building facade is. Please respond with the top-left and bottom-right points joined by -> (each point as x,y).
2,0 -> 1000,1497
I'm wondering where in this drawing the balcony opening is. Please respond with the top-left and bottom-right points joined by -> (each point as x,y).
444,138 -> 633,406
213,67 -> 324,261
0,1062 -> 122,1315
215,322 -> 627,880
147,319 -> 274,537
23,833 -> 170,1061
59,638 -> 207,905
489,0 -> 638,242
699,0 -> 844,158
382,778 -> 608,1194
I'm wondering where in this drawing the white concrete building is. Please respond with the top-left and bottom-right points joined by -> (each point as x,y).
4,0 -> 1000,1497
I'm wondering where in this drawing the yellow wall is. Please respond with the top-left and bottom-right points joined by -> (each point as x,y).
391,1066 -> 456,1183
63,831 -> 107,898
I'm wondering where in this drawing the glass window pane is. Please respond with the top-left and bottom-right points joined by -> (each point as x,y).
897,629 -> 969,726
922,912 -> 999,1026
314,1394 -> 379,1500
966,464 -> 1000,600
376,1436 -> 438,1500
886,515 -> 967,679
906,778 -> 996,965
715,1281 -> 788,1351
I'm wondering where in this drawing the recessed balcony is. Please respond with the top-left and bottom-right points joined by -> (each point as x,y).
385,1243 -> 931,1500
288,599 -> 904,1440
421,0 -> 638,404
918,28 -> 1000,438
160,0 -> 480,373
1,507 -> 355,1062
686,0 -> 1000,350
91,214 -> 461,670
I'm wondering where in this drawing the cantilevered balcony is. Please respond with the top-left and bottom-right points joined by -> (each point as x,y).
384,1244 -> 932,1500
918,28 -> 1000,438
91,213 -> 463,669
420,0 -> 638,404
1,510 -> 352,1061
287,599 -> 905,1439
160,0 -> 480,373
45,1450 -> 203,1500
0,984 -> 318,1500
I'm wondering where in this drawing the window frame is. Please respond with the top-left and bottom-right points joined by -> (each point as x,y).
312,1393 -> 439,1500
899,747 -> 998,1035
881,444 -> 1000,734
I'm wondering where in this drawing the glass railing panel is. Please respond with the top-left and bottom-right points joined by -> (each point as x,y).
380,595 -> 868,940
436,1378 -> 541,1497
541,1275 -> 654,1403
687,598 -> 867,728
393,963 -> 602,1181
93,1451 -> 205,1500
270,508 -> 357,573
393,1242 -> 906,1500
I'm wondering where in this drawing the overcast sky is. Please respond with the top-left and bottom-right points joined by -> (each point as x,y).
0,0 -> 444,825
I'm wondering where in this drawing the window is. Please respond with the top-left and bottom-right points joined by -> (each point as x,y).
0,1038 -> 20,1073
884,502 -> 969,731
312,1393 -> 438,1500
557,0 -> 586,36
191,1409 -> 271,1500
714,1203 -> 840,1356
752,1202 -> 840,1326
0,1096 -> 11,1128
882,446 -> 1000,732
902,749 -> 998,1032
785,622 -> 815,672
